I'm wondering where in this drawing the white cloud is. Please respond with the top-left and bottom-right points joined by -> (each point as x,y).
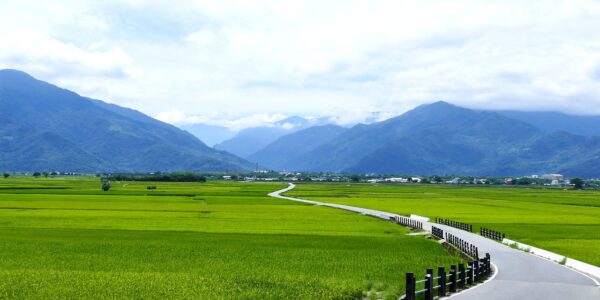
223,113 -> 287,130
155,110 -> 205,125
0,28 -> 131,78
2,0 -> 600,129
155,110 -> 289,131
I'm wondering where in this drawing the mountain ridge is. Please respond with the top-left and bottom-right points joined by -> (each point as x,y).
256,101 -> 600,176
497,110 -> 600,137
247,124 -> 348,170
214,116 -> 329,158
0,69 -> 251,172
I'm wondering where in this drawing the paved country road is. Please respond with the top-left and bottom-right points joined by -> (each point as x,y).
269,183 -> 600,300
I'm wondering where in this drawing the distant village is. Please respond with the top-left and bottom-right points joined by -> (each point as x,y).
7,170 -> 599,189
222,171 -> 599,189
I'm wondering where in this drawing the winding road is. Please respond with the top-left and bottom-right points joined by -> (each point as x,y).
269,183 -> 600,300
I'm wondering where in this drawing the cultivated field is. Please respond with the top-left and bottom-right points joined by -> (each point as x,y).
0,177 -> 460,299
287,183 -> 600,266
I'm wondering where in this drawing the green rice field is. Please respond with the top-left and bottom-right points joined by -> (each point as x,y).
0,177 -> 460,299
287,183 -> 600,266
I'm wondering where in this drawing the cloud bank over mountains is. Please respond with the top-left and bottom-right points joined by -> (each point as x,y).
2,0 -> 600,130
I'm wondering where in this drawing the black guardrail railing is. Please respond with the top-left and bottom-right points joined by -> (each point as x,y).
445,232 -> 479,259
404,253 -> 492,300
435,217 -> 472,232
431,226 -> 444,239
480,227 -> 505,241
389,216 -> 423,229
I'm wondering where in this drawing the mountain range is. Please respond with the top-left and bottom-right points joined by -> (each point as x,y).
497,111 -> 600,136
247,102 -> 600,177
214,116 -> 328,158
0,69 -> 250,172
3,69 -> 600,177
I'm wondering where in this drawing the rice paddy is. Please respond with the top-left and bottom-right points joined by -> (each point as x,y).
287,183 -> 600,266
0,177 -> 460,299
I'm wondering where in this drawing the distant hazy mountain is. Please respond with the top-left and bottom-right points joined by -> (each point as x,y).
247,124 -> 348,170
283,101 -> 600,177
214,116 -> 327,158
498,111 -> 600,136
180,123 -> 234,147
0,69 -> 250,172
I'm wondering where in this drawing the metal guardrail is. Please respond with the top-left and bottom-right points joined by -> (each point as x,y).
445,232 -> 479,259
431,226 -> 478,259
431,226 -> 444,239
480,227 -> 505,241
393,216 -> 491,299
435,217 -> 472,232
389,216 -> 423,229
405,253 -> 492,300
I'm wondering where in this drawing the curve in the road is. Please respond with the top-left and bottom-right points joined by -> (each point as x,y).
269,183 -> 600,300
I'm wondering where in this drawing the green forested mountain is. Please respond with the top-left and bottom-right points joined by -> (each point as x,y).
3,69 -> 600,176
498,110 -> 600,136
276,101 -> 600,177
0,69 -> 250,172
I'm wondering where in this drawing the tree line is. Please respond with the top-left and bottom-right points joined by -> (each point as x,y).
104,172 -> 207,183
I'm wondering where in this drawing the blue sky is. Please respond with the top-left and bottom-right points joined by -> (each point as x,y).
1,0 -> 600,129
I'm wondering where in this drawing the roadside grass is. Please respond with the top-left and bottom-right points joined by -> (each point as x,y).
0,177 -> 461,299
287,183 -> 600,266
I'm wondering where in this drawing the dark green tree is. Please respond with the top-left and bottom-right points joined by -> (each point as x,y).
42,172 -> 49,178
33,172 -> 41,178
515,177 -> 533,185
2,173 -> 9,179
101,181 -> 111,192
350,175 -> 361,182
570,178 -> 584,190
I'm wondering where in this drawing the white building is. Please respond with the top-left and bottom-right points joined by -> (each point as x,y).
542,174 -> 564,180
445,178 -> 460,184
367,179 -> 383,183
386,177 -> 409,183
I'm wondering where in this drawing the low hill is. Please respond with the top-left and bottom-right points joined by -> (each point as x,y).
214,116 -> 326,158
247,124 -> 348,170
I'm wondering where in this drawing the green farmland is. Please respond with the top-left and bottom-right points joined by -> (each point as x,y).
288,183 -> 600,266
0,177 -> 460,299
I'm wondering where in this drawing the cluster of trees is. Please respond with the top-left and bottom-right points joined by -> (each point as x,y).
105,172 -> 207,183
31,171 -> 60,178
3,172 -> 57,179
570,178 -> 584,190
101,180 -> 111,192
